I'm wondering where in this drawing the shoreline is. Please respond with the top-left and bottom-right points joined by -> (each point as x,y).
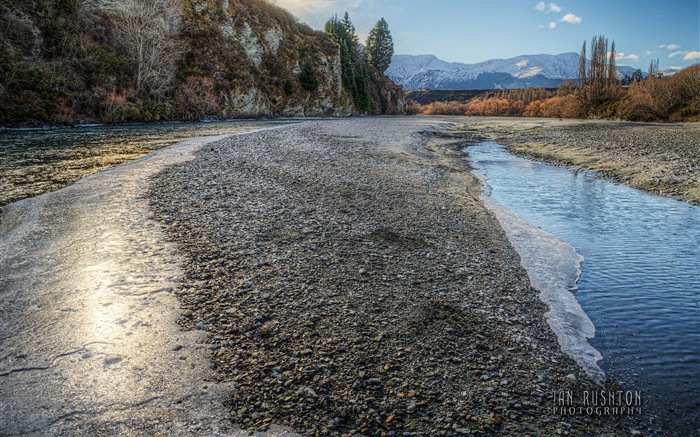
449,117 -> 700,206
148,118 -> 643,435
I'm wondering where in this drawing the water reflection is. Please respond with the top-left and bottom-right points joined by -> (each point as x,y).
0,121 -> 293,206
0,131 -> 270,434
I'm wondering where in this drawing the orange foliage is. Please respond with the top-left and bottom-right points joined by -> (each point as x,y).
422,101 -> 470,115
466,98 -> 524,116
525,95 -> 584,118
617,64 -> 700,121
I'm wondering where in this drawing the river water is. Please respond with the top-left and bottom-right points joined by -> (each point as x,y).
0,120 -> 292,206
468,141 -> 700,434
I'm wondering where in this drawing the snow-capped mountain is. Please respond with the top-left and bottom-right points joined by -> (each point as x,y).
387,53 -> 640,90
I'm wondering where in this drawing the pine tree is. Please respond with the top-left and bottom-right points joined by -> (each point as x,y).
299,59 -> 318,91
341,12 -> 358,45
366,18 -> 394,74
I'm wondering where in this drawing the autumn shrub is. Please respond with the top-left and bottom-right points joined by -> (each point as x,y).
466,98 -> 524,116
405,100 -> 425,115
422,101 -> 469,115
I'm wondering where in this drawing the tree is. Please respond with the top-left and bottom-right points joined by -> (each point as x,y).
577,35 -> 621,107
632,69 -> 644,82
648,58 -> 660,78
104,0 -> 183,100
341,12 -> 358,45
299,59 -> 318,91
366,18 -> 393,74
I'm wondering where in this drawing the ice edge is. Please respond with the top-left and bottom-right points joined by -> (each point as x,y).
472,165 -> 605,385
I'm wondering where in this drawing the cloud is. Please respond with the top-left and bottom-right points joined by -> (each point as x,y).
535,2 -> 562,13
549,22 -> 557,29
669,51 -> 686,58
559,13 -> 582,24
614,52 -> 640,61
666,44 -> 681,50
548,3 -> 562,13
684,51 -> 700,61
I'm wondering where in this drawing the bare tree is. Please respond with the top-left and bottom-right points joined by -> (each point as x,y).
103,0 -> 183,100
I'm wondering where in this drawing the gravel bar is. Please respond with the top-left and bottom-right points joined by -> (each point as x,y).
148,118 -> 646,436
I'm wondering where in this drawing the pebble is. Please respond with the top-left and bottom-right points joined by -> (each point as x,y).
149,119 -> 645,436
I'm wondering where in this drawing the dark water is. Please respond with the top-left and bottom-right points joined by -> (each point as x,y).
468,141 -> 700,434
0,120 -> 291,207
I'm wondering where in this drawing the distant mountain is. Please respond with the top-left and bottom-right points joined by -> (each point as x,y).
387,53 -> 644,90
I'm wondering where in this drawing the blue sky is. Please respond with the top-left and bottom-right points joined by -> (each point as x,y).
272,0 -> 700,70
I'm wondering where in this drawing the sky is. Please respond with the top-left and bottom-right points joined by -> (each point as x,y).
271,0 -> 700,70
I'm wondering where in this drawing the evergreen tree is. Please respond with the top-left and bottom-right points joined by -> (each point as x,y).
366,18 -> 393,74
632,69 -> 644,82
299,59 -> 318,91
341,12 -> 358,45
325,14 -> 356,92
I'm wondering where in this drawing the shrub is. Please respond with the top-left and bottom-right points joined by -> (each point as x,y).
422,101 -> 469,115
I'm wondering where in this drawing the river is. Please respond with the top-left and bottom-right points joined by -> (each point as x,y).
0,120 -> 293,207
468,141 -> 700,435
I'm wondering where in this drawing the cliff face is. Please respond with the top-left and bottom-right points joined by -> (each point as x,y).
0,0 -> 403,126
179,0 -> 352,118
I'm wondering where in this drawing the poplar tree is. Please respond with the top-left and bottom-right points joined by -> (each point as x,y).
366,18 -> 394,74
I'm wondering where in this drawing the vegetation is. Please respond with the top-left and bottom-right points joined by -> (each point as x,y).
408,35 -> 700,122
324,13 -> 401,114
0,0 -> 403,126
365,18 -> 394,75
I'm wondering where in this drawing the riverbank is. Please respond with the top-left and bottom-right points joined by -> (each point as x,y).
452,117 -> 700,205
148,118 -> 642,435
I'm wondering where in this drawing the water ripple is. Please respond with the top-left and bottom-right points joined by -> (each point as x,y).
468,141 -> 700,433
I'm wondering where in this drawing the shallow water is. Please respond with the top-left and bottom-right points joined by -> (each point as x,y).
0,120 -> 291,206
468,141 -> 700,434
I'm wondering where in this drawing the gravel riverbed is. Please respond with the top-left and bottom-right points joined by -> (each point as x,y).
148,118 -> 645,436
457,117 -> 700,205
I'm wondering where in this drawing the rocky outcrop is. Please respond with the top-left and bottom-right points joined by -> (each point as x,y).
0,0 -> 402,125
176,0 -> 354,119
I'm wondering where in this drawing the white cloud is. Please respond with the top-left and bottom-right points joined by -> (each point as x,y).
548,3 -> 562,13
614,52 -> 640,61
535,2 -> 561,13
684,51 -> 700,61
559,13 -> 582,24
669,50 -> 686,58
549,22 -> 557,29
666,44 -> 681,50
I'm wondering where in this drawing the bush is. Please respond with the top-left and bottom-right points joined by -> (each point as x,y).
422,101 -> 469,115
466,98 -> 524,116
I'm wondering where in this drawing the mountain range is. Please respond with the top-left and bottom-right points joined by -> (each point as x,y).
386,53 -> 649,90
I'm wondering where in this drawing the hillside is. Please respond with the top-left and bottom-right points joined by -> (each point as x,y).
0,0 -> 404,126
388,53 -> 643,90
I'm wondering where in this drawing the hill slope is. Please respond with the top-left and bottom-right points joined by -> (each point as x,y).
0,0 -> 403,126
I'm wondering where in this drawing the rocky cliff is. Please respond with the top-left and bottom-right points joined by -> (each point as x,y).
0,0 -> 404,126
